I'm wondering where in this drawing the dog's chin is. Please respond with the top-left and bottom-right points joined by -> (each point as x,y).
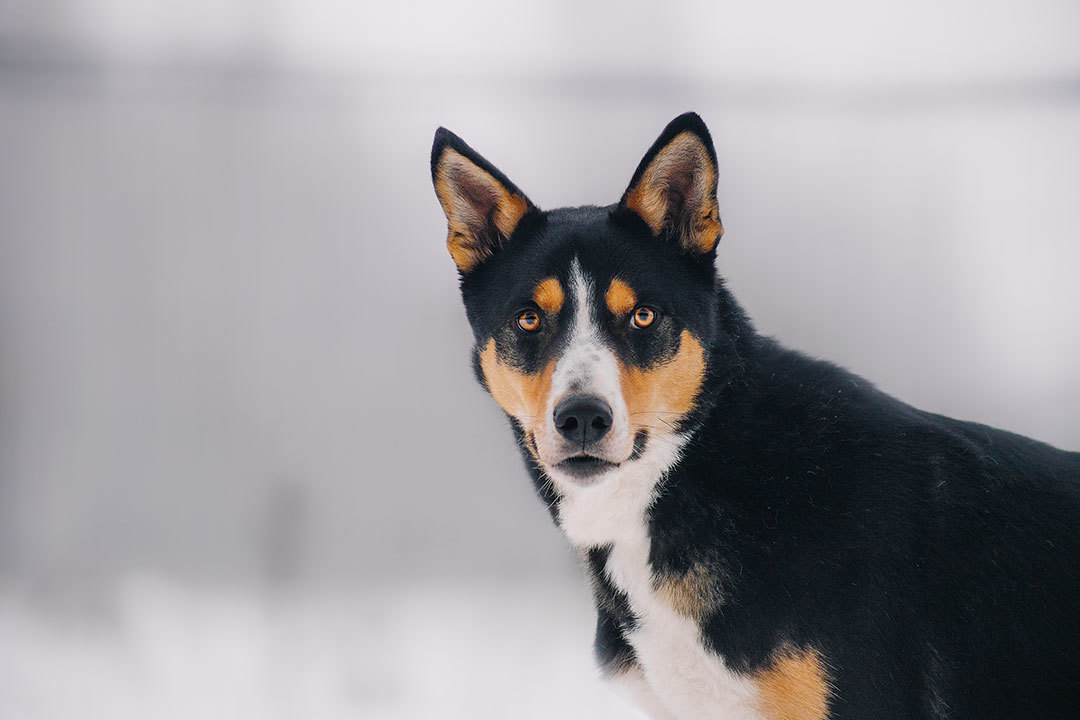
547,454 -> 622,487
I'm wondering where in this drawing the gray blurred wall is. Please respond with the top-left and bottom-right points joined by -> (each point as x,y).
1,0 -> 1079,587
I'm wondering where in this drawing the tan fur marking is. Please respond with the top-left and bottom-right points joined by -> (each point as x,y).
479,339 -> 555,428
754,648 -> 831,720
446,237 -> 477,271
494,189 -> 529,238
533,277 -> 565,314
524,430 -> 540,460
654,563 -> 723,621
625,131 -> 723,254
605,278 -> 637,316
435,149 -> 529,273
620,330 -> 706,432
603,651 -> 637,677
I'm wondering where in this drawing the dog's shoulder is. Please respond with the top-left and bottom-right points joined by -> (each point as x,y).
646,340 -> 1080,717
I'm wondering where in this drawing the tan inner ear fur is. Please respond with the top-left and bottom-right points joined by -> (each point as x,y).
605,278 -> 637,316
625,131 -> 723,254
620,329 -> 706,432
533,277 -> 565,314
754,647 -> 832,720
479,339 -> 555,429
435,148 -> 529,273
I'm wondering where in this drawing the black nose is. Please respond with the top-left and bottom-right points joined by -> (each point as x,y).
554,396 -> 613,445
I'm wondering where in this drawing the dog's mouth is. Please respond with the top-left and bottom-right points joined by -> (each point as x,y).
548,432 -> 650,486
553,454 -> 620,483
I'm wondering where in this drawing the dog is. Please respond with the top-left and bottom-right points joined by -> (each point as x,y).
430,112 -> 1080,719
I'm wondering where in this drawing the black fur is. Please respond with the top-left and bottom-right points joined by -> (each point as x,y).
433,112 -> 1080,719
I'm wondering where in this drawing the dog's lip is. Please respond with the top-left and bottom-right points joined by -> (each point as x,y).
553,454 -> 621,483
558,454 -> 618,467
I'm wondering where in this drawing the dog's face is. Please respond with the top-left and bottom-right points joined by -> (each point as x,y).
432,113 -> 724,488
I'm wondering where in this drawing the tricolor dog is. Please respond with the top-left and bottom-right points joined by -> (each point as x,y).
430,112 -> 1080,719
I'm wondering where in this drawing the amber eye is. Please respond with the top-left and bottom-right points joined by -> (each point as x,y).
631,306 -> 656,329
517,310 -> 541,332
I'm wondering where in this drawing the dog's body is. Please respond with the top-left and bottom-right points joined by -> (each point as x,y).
431,113 -> 1080,719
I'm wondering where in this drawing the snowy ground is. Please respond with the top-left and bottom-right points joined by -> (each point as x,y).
0,579 -> 636,720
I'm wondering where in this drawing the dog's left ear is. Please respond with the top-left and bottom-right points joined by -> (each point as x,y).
617,112 -> 723,255
431,128 -> 537,274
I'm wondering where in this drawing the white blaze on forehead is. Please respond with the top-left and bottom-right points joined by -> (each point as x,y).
570,258 -> 596,343
549,259 -> 623,410
529,257 -> 636,475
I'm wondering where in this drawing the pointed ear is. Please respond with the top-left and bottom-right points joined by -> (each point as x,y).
617,112 -> 723,255
431,128 -> 536,274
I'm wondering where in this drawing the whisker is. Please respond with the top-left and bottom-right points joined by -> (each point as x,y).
538,472 -> 559,512
630,423 -> 667,431
628,426 -> 686,446
631,420 -> 683,432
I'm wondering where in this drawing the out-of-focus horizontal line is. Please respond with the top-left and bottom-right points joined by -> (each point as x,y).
1,47 -> 1080,111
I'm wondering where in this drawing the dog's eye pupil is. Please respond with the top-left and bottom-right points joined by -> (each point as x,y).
518,311 -> 541,332
632,307 -> 655,329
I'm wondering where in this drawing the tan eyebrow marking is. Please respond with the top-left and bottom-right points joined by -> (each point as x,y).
533,277 -> 565,314
605,278 -> 638,316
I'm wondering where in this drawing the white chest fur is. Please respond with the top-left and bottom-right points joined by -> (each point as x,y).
557,442 -> 763,720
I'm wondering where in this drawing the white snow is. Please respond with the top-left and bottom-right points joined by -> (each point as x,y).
0,578 -> 638,720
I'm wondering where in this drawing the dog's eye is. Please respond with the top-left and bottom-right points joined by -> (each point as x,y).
517,310 -> 541,332
631,306 -> 656,329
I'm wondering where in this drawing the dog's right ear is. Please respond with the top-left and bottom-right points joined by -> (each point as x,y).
431,128 -> 536,274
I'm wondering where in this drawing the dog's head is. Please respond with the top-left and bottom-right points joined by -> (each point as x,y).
432,113 -> 725,487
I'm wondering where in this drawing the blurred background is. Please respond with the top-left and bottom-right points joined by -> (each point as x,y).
1,1 -> 1078,718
